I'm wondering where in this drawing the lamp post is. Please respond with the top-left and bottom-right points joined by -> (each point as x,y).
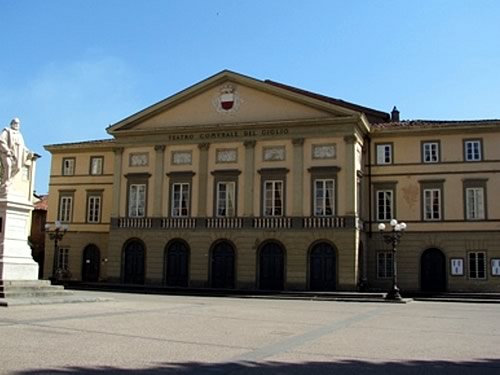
378,219 -> 407,300
44,221 -> 69,281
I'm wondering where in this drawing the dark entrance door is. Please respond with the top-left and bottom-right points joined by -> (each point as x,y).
259,243 -> 284,290
421,248 -> 446,293
165,241 -> 189,287
211,242 -> 235,289
123,240 -> 145,284
309,242 -> 336,291
82,245 -> 100,282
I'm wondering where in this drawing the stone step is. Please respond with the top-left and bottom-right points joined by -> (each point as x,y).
0,280 -> 53,287
0,280 -> 73,300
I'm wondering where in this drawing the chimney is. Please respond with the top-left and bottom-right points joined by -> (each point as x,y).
391,106 -> 400,122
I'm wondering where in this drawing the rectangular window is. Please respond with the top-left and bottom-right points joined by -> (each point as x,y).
128,184 -> 146,217
376,190 -> 393,221
468,252 -> 486,279
464,140 -> 482,161
423,142 -> 439,163
465,187 -> 485,220
57,248 -> 69,270
62,158 -> 75,176
58,196 -> 73,222
90,157 -> 103,175
377,252 -> 393,278
216,181 -> 236,217
171,183 -> 190,217
376,144 -> 392,165
87,195 -> 102,223
423,188 -> 441,221
264,180 -> 283,216
314,179 -> 335,216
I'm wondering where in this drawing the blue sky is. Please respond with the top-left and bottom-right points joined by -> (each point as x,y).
1,1 -> 499,194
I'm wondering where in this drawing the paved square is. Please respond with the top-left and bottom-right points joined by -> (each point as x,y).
1,291 -> 499,374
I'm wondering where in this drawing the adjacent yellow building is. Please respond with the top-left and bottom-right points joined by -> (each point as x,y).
43,71 -> 500,293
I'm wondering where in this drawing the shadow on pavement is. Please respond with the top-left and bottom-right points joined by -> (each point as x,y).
16,358 -> 500,375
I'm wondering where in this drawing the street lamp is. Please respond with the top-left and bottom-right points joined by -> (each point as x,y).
378,218 -> 407,300
44,220 -> 69,281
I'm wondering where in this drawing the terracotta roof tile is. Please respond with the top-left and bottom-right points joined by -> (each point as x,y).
264,80 -> 391,123
34,195 -> 48,210
372,119 -> 500,130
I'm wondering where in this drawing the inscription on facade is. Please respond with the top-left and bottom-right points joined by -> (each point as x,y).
167,128 -> 289,142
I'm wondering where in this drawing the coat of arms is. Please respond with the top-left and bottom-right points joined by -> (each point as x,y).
213,84 -> 240,113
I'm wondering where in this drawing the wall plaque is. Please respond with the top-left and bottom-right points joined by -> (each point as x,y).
263,146 -> 285,161
172,151 -> 192,165
450,258 -> 464,276
216,148 -> 237,163
313,144 -> 336,159
129,153 -> 148,167
492,259 -> 500,276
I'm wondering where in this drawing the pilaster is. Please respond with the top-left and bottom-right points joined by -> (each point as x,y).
243,141 -> 256,216
197,143 -> 210,216
292,138 -> 304,216
111,147 -> 124,217
153,145 -> 166,217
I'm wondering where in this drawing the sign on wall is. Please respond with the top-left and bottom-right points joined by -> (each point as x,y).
492,259 -> 500,276
450,258 -> 464,276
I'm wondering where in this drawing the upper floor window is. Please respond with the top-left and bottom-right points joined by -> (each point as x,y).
90,156 -> 103,175
62,158 -> 75,176
125,173 -> 150,218
423,188 -> 442,221
87,194 -> 102,223
259,168 -> 288,217
376,190 -> 393,221
465,187 -> 485,220
171,182 -> 190,217
216,181 -> 236,217
376,144 -> 392,165
128,184 -> 146,217
422,141 -> 440,163
464,139 -> 482,161
263,180 -> 283,216
58,194 -> 73,222
314,179 -> 335,216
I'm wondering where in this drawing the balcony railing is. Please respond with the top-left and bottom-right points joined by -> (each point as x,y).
114,216 -> 354,230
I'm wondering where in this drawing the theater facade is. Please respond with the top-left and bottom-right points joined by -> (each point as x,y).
43,70 -> 500,292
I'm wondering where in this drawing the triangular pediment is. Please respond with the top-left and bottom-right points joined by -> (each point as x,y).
107,71 -> 364,135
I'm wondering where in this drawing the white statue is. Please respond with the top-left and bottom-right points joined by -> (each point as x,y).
0,118 -> 32,186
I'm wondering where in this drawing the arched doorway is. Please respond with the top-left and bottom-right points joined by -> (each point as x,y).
122,240 -> 145,284
420,248 -> 446,293
82,244 -> 100,282
259,242 -> 285,290
165,240 -> 189,287
211,241 -> 235,289
309,242 -> 336,291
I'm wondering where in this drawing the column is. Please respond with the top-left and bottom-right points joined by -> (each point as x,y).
197,143 -> 210,217
292,138 -> 304,216
153,145 -> 166,217
243,141 -> 256,216
111,147 -> 124,218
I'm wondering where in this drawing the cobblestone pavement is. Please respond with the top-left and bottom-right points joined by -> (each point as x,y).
1,291 -> 499,374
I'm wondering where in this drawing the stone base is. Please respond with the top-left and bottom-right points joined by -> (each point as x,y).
0,193 -> 39,281
0,260 -> 39,280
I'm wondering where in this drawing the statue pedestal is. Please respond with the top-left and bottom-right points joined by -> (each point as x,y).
0,190 -> 38,280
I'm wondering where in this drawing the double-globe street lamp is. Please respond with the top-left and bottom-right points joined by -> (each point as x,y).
44,221 -> 69,281
378,219 -> 407,300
